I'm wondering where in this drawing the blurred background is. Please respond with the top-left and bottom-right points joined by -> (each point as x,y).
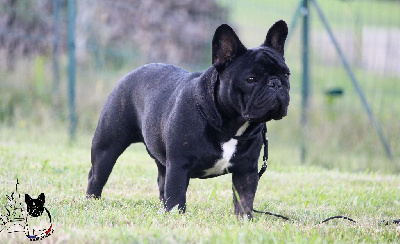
0,0 -> 399,172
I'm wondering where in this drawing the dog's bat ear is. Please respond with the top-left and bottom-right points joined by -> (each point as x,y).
212,24 -> 246,72
38,193 -> 45,203
262,20 -> 288,57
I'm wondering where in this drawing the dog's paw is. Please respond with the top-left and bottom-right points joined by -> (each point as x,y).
86,194 -> 101,200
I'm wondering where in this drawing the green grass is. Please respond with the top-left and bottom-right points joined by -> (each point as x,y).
0,127 -> 399,243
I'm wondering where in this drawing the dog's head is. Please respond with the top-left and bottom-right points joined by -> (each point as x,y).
212,20 -> 290,123
25,193 -> 45,217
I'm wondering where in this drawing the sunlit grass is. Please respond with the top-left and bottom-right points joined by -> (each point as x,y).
0,127 -> 399,243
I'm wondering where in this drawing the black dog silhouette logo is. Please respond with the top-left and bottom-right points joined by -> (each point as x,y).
0,179 -> 54,241
25,193 -> 54,240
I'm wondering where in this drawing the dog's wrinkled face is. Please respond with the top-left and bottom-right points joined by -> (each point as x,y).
212,21 -> 290,123
222,47 -> 290,122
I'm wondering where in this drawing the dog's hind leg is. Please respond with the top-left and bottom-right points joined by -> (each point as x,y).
86,126 -> 134,198
156,161 -> 166,203
86,90 -> 143,198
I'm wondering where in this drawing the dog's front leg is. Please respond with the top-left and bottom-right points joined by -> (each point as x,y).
232,170 -> 259,219
164,161 -> 190,213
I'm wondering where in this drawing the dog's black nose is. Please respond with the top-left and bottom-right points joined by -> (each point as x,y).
267,78 -> 282,88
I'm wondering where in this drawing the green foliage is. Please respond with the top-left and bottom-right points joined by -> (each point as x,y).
1,0 -> 399,166
0,56 -> 62,126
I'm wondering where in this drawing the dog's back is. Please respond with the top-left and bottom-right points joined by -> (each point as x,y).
103,63 -> 197,135
87,63 -> 196,196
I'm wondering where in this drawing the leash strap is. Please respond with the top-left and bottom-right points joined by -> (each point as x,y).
380,219 -> 400,225
317,215 -> 357,224
258,123 -> 268,178
253,123 -> 400,226
253,209 -> 289,220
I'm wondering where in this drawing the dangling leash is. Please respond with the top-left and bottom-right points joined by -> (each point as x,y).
253,123 -> 292,221
253,123 -> 400,226
257,123 -> 268,179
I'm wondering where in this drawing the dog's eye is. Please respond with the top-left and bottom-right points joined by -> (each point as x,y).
284,73 -> 290,79
246,77 -> 257,84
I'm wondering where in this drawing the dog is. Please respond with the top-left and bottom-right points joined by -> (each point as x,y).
86,20 -> 290,218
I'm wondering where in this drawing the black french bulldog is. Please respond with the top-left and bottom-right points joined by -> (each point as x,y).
87,20 -> 290,218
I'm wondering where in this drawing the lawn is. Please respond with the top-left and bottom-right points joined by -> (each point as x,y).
0,127 -> 399,243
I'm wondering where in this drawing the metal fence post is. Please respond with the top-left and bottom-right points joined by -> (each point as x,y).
301,0 -> 310,164
67,0 -> 77,142
52,0 -> 61,119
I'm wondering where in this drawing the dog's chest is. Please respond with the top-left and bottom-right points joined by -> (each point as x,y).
202,122 -> 249,177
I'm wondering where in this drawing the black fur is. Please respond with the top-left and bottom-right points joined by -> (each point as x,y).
86,20 -> 290,218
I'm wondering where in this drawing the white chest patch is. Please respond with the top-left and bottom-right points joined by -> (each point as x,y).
203,122 -> 250,177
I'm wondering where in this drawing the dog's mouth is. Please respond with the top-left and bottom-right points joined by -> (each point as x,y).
240,87 -> 289,122
271,102 -> 287,120
243,103 -> 287,122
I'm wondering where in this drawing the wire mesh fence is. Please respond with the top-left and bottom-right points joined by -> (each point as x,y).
0,0 -> 399,170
